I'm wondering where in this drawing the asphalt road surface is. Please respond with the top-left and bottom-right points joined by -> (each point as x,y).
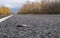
0,14 -> 60,38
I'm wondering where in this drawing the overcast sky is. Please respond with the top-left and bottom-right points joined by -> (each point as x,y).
0,0 -> 41,9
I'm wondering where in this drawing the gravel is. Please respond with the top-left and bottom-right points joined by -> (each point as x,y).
0,14 -> 60,38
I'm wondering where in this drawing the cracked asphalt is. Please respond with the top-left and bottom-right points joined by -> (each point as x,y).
0,14 -> 60,38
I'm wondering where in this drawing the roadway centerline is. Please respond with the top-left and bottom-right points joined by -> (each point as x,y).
0,15 -> 13,23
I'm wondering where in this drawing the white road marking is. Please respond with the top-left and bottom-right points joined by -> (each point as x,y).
0,15 -> 13,23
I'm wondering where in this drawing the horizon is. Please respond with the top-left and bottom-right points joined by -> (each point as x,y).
0,0 -> 41,13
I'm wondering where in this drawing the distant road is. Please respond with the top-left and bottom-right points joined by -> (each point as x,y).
0,14 -> 60,38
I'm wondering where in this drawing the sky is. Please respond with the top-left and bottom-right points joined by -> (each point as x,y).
0,0 -> 41,13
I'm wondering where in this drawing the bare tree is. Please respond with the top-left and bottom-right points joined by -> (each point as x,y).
41,0 -> 60,14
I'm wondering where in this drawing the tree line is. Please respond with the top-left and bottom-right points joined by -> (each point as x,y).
18,0 -> 60,14
0,6 -> 13,16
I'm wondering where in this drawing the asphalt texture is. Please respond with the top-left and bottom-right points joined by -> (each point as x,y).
0,14 -> 60,38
